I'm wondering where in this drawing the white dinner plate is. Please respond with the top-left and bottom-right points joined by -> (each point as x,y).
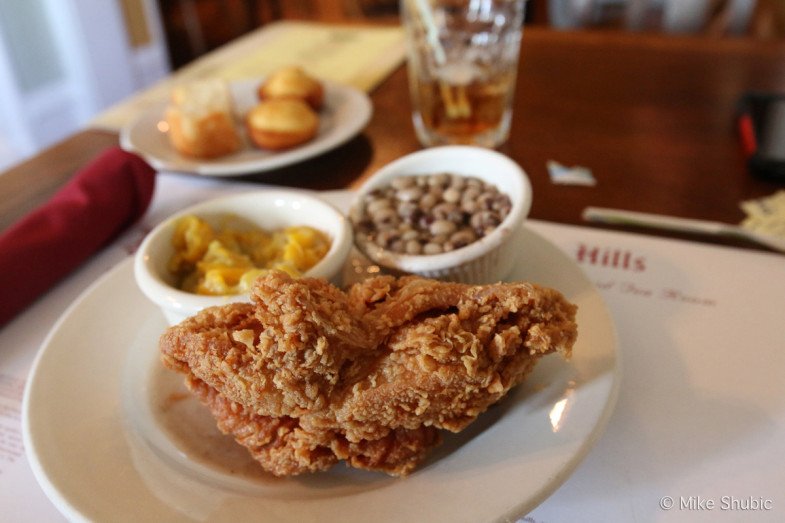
120,79 -> 372,176
23,225 -> 620,523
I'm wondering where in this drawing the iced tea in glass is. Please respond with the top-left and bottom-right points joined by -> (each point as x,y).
401,0 -> 526,148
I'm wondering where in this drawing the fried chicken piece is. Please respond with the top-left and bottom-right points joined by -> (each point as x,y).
184,375 -> 441,476
160,272 -> 577,476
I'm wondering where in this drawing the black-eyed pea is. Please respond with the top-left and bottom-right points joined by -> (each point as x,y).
372,207 -> 399,228
494,195 -> 512,215
465,176 -> 483,188
427,186 -> 444,203
432,202 -> 458,220
348,205 -> 365,224
375,229 -> 400,248
431,234 -> 449,245
448,209 -> 465,223
477,192 -> 496,210
366,188 -> 384,200
397,187 -> 424,203
405,239 -> 422,255
461,198 -> 478,214
423,242 -> 443,255
367,197 -> 392,216
449,174 -> 466,190
397,201 -> 419,221
429,219 -> 456,236
428,173 -> 450,187
419,192 -> 439,211
391,176 -> 416,190
417,213 -> 435,230
442,187 -> 461,203
462,185 -> 481,201
450,228 -> 477,248
401,229 -> 419,241
470,211 -> 500,234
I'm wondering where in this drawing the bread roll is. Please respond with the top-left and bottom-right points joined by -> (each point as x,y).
165,79 -> 242,159
245,99 -> 319,151
257,66 -> 324,110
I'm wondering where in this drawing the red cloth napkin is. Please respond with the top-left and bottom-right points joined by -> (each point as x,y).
0,147 -> 155,327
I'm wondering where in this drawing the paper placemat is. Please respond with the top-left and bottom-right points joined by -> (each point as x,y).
90,21 -> 404,131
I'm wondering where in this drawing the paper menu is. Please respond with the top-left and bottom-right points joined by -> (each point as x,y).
527,222 -> 785,523
0,374 -> 25,475
0,227 -> 141,523
0,376 -> 60,522
1,174 -> 784,521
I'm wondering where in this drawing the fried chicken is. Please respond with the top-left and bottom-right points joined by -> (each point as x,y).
160,271 -> 578,476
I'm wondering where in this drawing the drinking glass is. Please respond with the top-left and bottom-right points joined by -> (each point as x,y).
400,0 -> 526,148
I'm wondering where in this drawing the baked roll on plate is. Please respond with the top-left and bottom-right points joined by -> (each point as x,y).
257,66 -> 324,110
165,79 -> 243,159
120,78 -> 372,176
245,99 -> 320,151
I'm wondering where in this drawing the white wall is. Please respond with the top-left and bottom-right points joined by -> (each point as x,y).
0,0 -> 170,169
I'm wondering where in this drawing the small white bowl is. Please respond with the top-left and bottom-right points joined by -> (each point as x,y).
350,146 -> 532,283
135,190 -> 352,325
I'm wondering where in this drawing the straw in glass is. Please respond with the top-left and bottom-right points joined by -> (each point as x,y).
408,0 -> 472,119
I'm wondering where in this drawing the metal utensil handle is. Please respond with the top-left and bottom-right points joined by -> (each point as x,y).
582,207 -> 731,236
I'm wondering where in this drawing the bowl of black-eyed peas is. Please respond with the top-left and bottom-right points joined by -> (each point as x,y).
349,146 -> 532,284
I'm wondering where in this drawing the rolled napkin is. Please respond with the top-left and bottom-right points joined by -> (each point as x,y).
0,147 -> 156,327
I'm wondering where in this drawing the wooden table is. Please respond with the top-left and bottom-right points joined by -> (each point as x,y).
3,27 -> 785,250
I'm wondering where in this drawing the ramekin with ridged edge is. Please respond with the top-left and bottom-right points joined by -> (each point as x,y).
349,146 -> 532,284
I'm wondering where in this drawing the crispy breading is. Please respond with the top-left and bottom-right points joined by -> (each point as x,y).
160,271 -> 577,476
185,375 -> 441,476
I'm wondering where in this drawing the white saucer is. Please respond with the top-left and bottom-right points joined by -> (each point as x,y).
23,225 -> 619,522
120,78 -> 372,176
